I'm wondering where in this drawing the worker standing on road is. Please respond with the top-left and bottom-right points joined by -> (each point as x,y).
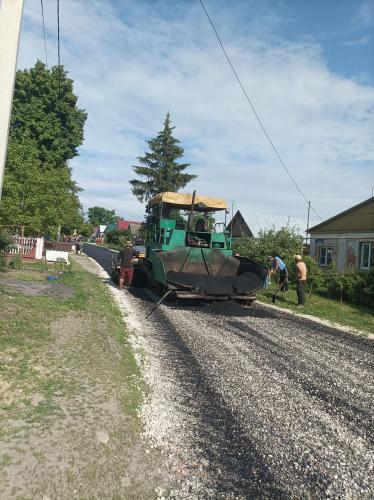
294,255 -> 307,307
75,238 -> 81,255
117,241 -> 135,290
269,255 -> 289,292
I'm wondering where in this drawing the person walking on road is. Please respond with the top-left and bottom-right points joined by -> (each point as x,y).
294,254 -> 307,307
117,241 -> 135,290
269,255 -> 289,292
75,238 -> 82,255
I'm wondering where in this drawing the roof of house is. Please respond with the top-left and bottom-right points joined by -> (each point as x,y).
117,219 -> 141,231
308,197 -> 374,233
226,210 -> 253,238
105,223 -> 117,233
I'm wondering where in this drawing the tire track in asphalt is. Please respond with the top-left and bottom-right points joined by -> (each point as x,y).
159,304 -> 373,497
223,317 -> 374,446
147,309 -> 287,498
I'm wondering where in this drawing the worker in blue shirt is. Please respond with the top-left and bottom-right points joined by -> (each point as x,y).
269,255 -> 289,292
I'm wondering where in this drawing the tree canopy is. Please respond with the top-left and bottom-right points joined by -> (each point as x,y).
9,61 -> 87,167
87,206 -> 118,226
233,227 -> 303,269
130,113 -> 196,203
0,61 -> 87,236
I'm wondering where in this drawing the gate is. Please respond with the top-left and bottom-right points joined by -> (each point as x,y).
8,236 -> 44,259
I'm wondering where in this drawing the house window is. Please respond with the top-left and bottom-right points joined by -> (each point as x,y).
360,242 -> 374,270
319,247 -> 333,266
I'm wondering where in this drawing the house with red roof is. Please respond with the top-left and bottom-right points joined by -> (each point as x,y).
104,219 -> 142,236
117,219 -> 141,232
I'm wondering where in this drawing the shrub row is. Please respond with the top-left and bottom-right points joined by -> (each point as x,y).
232,229 -> 374,307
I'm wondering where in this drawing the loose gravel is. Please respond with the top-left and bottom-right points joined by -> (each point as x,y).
84,244 -> 374,499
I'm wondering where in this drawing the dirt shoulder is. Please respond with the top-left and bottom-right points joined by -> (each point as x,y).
0,257 -> 171,499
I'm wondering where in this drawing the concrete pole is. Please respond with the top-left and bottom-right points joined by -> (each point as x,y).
0,0 -> 24,200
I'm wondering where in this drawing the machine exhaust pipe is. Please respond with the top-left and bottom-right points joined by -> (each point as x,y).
187,190 -> 196,231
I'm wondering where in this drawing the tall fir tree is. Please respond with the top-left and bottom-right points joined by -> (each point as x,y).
130,113 -> 196,202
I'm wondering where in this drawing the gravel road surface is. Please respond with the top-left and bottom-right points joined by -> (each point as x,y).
84,243 -> 374,499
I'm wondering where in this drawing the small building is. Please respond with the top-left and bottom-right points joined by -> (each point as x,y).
308,197 -> 374,272
104,223 -> 117,233
226,210 -> 253,238
94,224 -> 107,237
104,219 -> 142,236
117,219 -> 142,235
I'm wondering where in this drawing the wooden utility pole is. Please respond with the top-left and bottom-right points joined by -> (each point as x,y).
306,201 -> 311,242
0,0 -> 24,200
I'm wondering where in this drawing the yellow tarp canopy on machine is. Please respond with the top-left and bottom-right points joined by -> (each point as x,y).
147,192 -> 228,212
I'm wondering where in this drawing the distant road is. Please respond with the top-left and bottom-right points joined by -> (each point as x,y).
83,243 -> 116,274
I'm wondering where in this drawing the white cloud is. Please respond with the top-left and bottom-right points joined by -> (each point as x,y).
17,0 -> 374,233
342,35 -> 371,46
350,0 -> 374,30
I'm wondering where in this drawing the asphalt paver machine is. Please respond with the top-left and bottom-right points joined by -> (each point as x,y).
142,191 -> 268,303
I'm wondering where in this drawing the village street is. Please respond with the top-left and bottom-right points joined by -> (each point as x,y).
84,244 -> 374,499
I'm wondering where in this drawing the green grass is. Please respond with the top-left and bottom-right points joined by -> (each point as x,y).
0,260 -> 143,422
258,284 -> 374,334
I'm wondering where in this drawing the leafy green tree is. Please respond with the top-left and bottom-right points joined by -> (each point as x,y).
0,140 -> 83,236
232,227 -> 303,270
79,222 -> 95,238
87,206 -> 118,226
105,229 -> 132,247
130,113 -> 196,202
0,61 -> 87,235
9,61 -> 87,167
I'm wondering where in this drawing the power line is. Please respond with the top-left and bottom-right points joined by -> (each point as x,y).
199,0 -> 323,222
40,0 -> 48,66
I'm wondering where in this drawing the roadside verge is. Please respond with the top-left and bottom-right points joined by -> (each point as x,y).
0,256 -> 170,498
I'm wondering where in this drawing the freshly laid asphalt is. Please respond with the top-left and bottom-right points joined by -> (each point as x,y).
84,243 -> 374,499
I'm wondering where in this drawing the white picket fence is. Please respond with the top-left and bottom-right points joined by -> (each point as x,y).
8,236 -> 44,259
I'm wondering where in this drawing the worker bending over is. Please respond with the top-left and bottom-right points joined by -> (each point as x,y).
269,255 -> 289,292
294,255 -> 307,307
117,241 -> 136,290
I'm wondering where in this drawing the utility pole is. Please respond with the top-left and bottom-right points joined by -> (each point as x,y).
0,0 -> 24,200
306,200 -> 311,246
229,201 -> 234,249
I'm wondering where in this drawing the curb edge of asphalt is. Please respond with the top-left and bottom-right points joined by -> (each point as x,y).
259,300 -> 374,339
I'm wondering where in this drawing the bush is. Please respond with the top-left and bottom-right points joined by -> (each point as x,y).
232,227 -> 303,269
303,256 -> 324,295
0,254 -> 6,270
0,231 -> 13,270
324,263 -> 374,307
0,231 -> 12,253
8,254 -> 22,269
105,229 -> 132,247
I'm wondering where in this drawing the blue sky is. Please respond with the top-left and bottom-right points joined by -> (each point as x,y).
17,0 -> 374,233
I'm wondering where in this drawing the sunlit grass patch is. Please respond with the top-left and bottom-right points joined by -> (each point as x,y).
259,284 -> 374,334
